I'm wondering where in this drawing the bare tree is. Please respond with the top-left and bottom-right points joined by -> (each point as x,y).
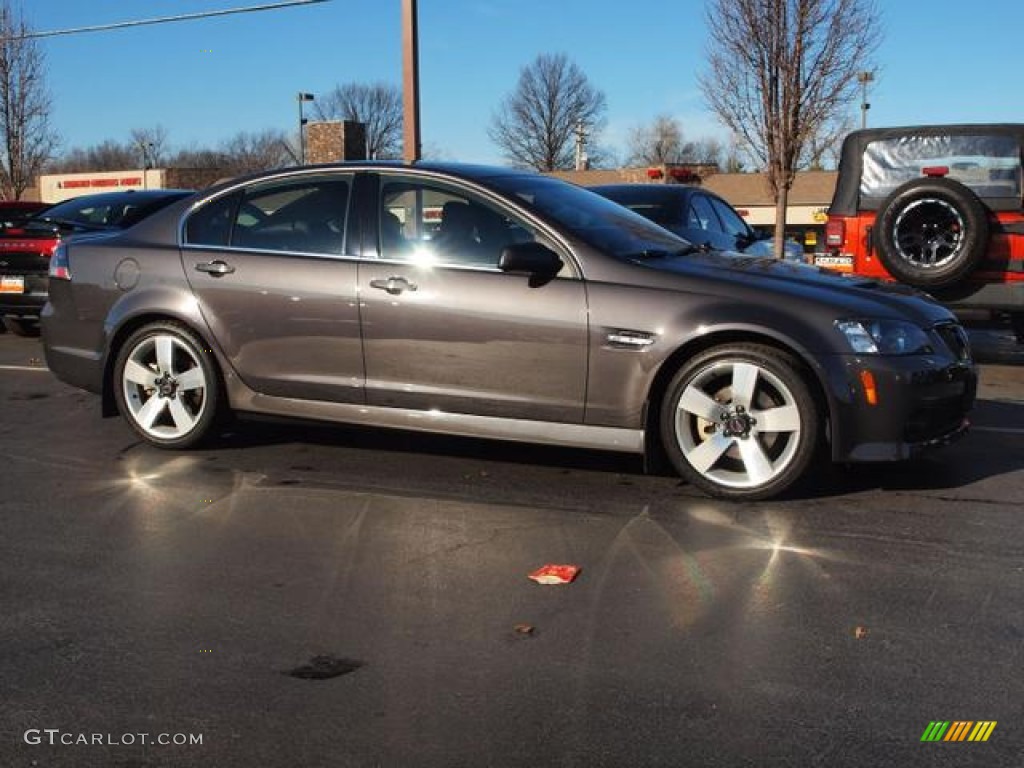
700,0 -> 880,254
217,129 -> 292,175
47,140 -> 137,173
802,114 -> 856,170
489,53 -> 607,171
129,125 -> 169,168
313,82 -> 401,160
0,3 -> 58,199
626,115 -> 690,165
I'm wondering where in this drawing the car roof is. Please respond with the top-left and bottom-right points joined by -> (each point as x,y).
591,183 -> 704,200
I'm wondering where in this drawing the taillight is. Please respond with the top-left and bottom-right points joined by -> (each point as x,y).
825,217 -> 845,249
49,243 -> 71,280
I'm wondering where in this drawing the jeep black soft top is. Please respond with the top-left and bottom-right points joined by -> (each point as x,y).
830,123 -> 1024,216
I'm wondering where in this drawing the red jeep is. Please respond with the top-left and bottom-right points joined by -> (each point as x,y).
821,124 -> 1024,340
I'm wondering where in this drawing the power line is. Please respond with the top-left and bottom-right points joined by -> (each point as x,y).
7,0 -> 331,41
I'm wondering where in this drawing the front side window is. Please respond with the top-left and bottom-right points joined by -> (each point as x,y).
377,177 -> 538,268
185,175 -> 351,255
861,134 -> 1022,199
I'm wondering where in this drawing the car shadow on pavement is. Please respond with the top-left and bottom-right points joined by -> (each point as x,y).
217,394 -> 1023,503
222,414 -> 646,476
800,396 -> 1024,498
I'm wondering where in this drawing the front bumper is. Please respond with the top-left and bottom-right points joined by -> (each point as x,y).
824,353 -> 977,463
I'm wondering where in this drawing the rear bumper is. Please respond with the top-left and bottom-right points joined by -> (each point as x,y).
40,296 -> 105,395
825,353 -> 977,463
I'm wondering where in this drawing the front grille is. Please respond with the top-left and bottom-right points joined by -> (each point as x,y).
933,322 -> 971,362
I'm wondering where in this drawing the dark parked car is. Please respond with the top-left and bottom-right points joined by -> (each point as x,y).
592,183 -> 805,260
42,163 -> 975,500
0,189 -> 191,335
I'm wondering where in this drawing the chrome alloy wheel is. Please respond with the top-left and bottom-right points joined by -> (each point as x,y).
121,333 -> 209,440
673,359 -> 803,491
892,197 -> 965,270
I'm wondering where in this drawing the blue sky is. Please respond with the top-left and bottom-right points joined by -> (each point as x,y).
23,0 -> 1024,165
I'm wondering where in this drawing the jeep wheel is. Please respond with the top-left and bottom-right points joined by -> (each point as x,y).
660,344 -> 819,501
874,177 -> 989,290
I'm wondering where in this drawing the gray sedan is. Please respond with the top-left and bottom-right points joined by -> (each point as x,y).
42,163 -> 976,500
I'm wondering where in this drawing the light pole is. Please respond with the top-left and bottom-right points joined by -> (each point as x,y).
297,92 -> 315,164
857,71 -> 874,130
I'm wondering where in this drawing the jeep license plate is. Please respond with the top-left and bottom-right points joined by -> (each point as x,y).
0,276 -> 24,293
813,254 -> 854,272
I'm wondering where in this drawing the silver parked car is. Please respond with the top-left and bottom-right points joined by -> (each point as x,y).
42,163 -> 976,500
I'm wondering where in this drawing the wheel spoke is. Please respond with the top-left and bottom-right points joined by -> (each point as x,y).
136,394 -> 167,430
175,367 -> 205,392
167,397 -> 198,432
730,363 -> 759,409
685,432 -> 733,474
155,336 -> 175,374
677,386 -> 722,422
737,438 -> 775,485
751,404 -> 800,434
123,359 -> 155,387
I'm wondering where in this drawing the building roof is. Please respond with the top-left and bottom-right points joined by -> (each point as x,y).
702,171 -> 838,207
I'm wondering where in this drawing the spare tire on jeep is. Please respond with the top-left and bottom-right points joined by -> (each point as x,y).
873,177 -> 989,290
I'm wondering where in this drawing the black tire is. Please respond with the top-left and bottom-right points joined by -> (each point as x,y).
873,177 -> 989,289
659,344 -> 819,501
2,317 -> 41,337
113,321 -> 225,449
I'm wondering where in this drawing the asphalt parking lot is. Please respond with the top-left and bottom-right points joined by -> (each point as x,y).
1,328 -> 1022,767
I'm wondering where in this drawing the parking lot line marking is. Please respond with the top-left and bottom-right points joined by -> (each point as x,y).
972,426 -> 1024,434
0,365 -> 49,372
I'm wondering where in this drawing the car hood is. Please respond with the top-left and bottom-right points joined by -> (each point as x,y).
642,250 -> 955,326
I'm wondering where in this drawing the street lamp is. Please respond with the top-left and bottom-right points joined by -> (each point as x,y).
857,71 -> 874,130
297,91 -> 315,164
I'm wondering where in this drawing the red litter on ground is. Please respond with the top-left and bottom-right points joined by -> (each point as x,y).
528,564 -> 581,585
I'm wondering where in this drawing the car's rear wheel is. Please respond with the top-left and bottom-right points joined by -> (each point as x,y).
2,317 -> 40,337
873,177 -> 989,289
114,322 -> 223,448
660,344 -> 819,501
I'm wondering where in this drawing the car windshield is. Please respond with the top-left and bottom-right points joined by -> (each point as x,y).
483,174 -> 692,259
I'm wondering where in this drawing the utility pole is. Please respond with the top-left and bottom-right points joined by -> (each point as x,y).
402,0 -> 421,163
297,92 -> 315,164
574,120 -> 588,171
857,71 -> 874,130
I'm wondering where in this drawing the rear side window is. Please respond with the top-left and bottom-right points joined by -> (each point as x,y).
861,134 -> 1022,200
185,176 -> 351,256
708,196 -> 749,239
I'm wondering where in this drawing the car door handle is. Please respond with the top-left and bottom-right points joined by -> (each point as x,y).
369,276 -> 418,295
194,260 -> 235,276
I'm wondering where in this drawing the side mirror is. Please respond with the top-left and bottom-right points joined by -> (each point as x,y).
498,241 -> 563,277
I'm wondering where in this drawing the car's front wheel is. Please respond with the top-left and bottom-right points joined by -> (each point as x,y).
114,322 -> 223,448
660,344 -> 819,500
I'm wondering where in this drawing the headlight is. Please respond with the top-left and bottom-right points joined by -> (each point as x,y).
835,319 -> 932,355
